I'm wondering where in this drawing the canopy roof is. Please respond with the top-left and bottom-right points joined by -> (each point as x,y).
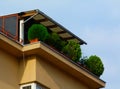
18,9 -> 87,45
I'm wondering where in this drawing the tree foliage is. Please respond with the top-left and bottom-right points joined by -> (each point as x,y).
28,24 -> 49,42
85,55 -> 104,77
62,41 -> 82,62
45,32 -> 66,51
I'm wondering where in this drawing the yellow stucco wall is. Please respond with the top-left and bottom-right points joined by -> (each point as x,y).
36,56 -> 89,89
19,55 -> 36,84
0,49 -> 103,89
0,49 -> 19,89
0,44 -> 103,89
19,55 -> 89,89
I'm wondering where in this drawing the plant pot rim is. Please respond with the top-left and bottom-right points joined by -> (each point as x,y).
29,38 -> 39,43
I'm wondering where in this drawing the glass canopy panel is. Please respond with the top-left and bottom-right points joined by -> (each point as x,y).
59,33 -> 73,38
33,14 -> 45,20
40,21 -> 55,26
68,38 -> 80,43
50,27 -> 64,33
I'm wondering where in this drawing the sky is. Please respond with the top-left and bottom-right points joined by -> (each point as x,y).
0,0 -> 120,89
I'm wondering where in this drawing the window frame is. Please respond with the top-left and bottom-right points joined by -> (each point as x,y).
0,14 -> 19,40
20,83 -> 49,89
20,83 -> 36,89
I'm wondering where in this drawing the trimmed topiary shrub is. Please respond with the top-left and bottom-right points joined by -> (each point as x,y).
85,55 -> 104,77
28,24 -> 49,42
46,32 -> 61,46
62,41 -> 82,62
45,32 -> 66,51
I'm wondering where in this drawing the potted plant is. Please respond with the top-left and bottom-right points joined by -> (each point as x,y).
62,40 -> 82,62
84,55 -> 104,77
28,24 -> 49,43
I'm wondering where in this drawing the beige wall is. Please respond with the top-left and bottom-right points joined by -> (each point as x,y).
0,50 -> 98,89
36,56 -> 89,89
19,55 -> 36,84
19,55 -> 89,89
0,49 -> 19,89
20,43 -> 105,89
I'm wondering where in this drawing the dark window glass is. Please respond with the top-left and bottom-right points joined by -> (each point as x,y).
4,16 -> 17,36
37,84 -> 48,89
36,84 -> 42,89
0,18 -> 3,30
23,86 -> 31,89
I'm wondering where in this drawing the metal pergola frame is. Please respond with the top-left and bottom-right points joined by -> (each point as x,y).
18,9 -> 87,45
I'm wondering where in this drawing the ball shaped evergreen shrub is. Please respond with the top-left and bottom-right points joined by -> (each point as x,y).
45,32 -> 66,51
47,32 -> 61,46
85,55 -> 104,77
62,41 -> 82,62
28,24 -> 49,42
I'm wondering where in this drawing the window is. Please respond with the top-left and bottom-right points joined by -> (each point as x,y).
4,15 -> 18,36
36,84 -> 42,89
23,86 -> 31,89
20,83 -> 36,89
0,17 -> 3,31
20,83 -> 48,89
0,14 -> 18,40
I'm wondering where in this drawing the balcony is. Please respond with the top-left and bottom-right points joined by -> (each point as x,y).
0,9 -> 104,82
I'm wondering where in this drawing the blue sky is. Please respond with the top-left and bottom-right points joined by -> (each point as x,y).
0,0 -> 120,89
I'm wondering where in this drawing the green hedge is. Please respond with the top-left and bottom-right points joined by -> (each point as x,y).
85,55 -> 104,77
62,41 -> 82,62
45,32 -> 66,51
28,24 -> 49,42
